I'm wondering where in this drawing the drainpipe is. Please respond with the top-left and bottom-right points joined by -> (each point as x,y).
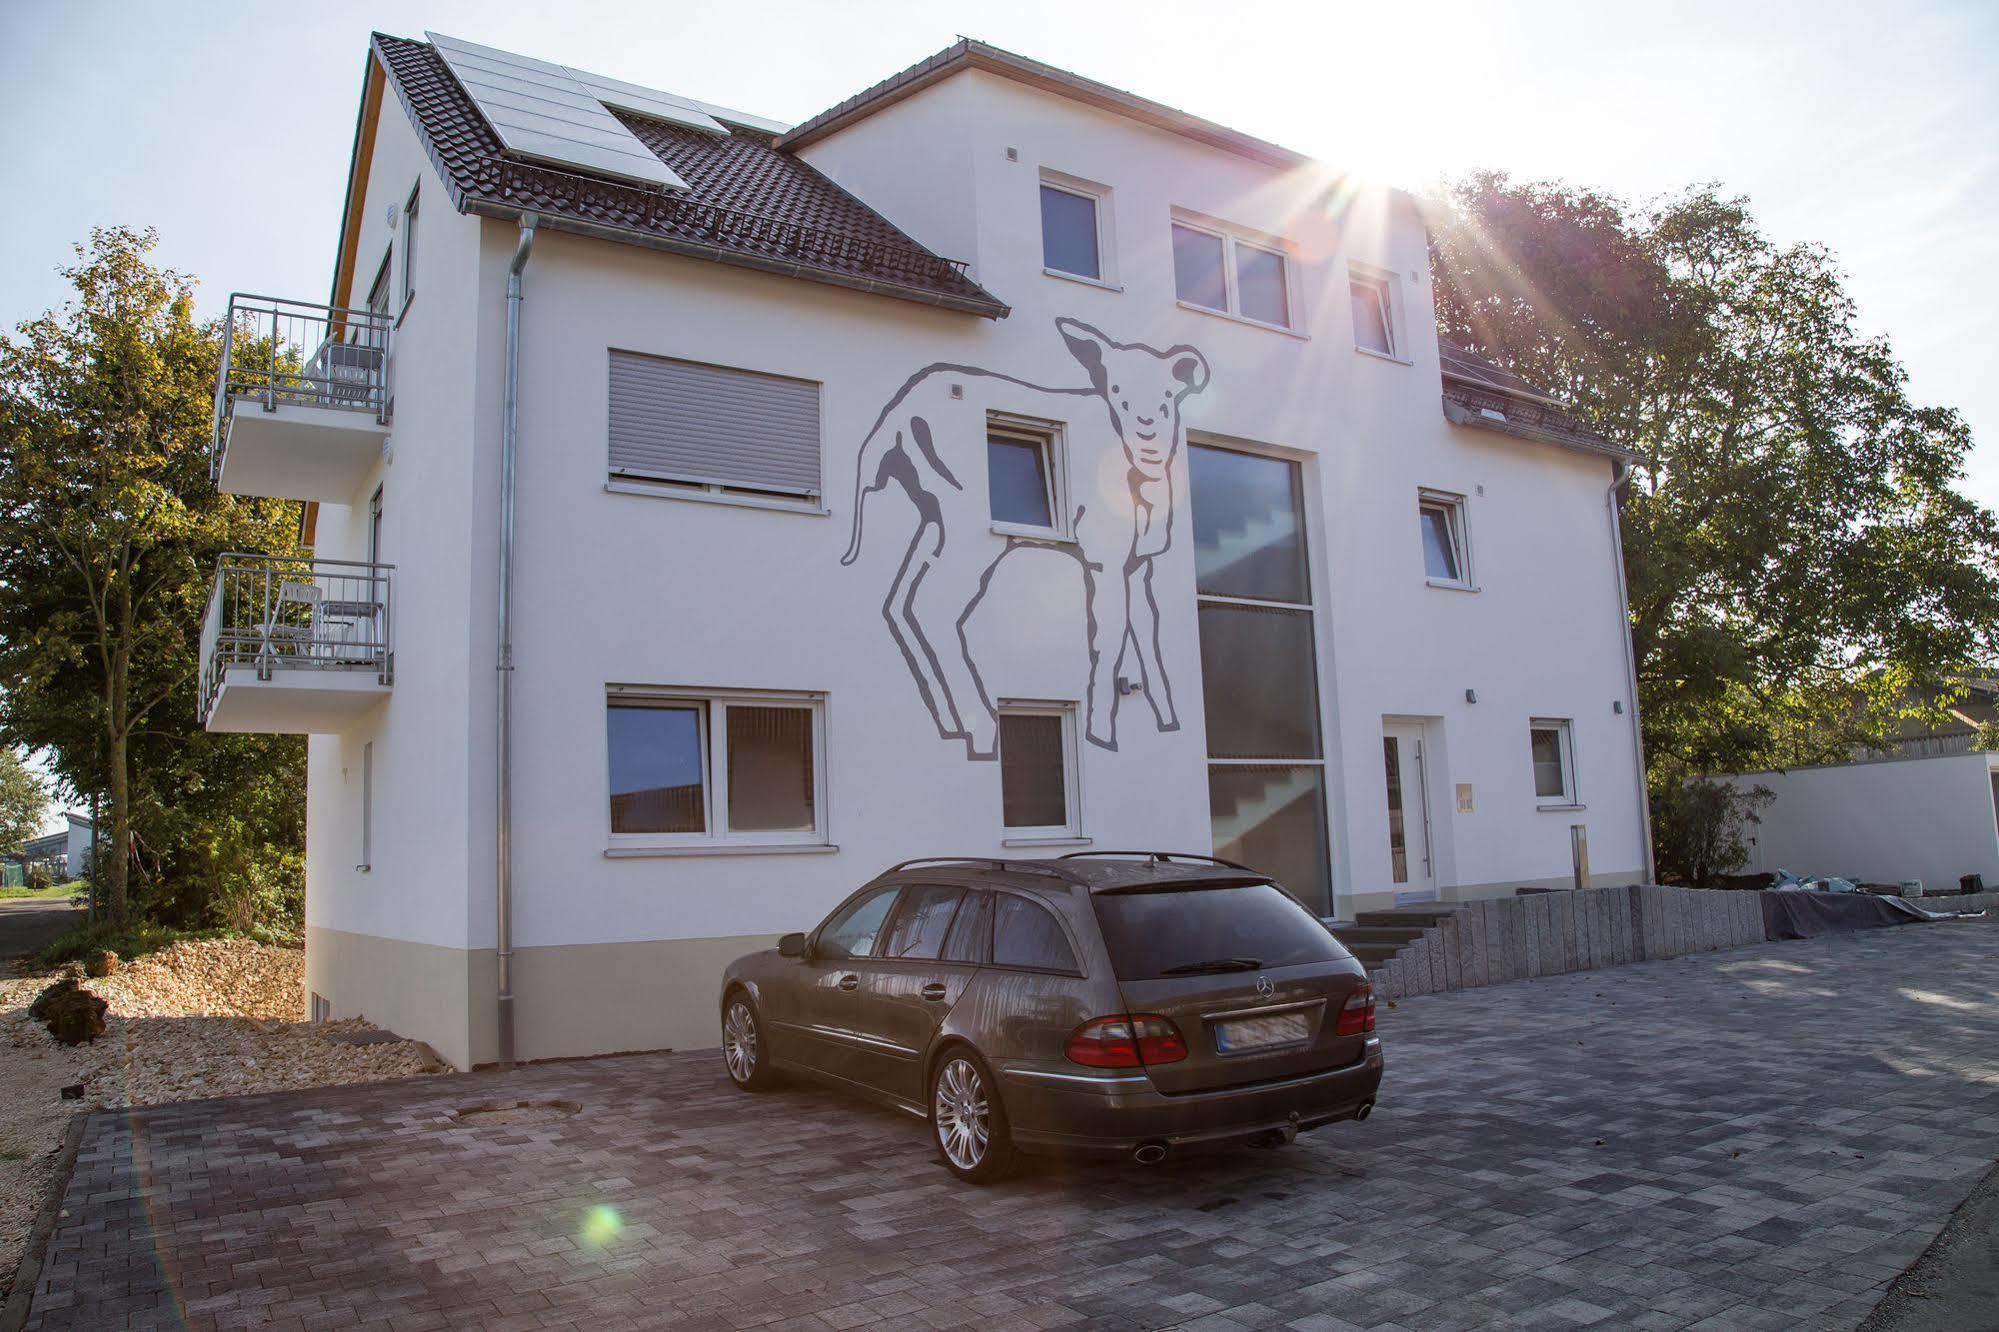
1607,459 -> 1657,883
496,214 -> 536,1069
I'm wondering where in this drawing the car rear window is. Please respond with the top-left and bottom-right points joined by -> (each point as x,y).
1091,882 -> 1342,980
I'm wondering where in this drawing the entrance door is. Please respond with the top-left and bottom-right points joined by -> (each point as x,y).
1382,723 -> 1436,901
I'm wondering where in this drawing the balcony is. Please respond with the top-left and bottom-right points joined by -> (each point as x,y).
199,555 -> 393,734
211,295 -> 392,503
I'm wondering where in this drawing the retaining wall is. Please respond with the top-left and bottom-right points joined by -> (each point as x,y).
1372,885 -> 1768,1000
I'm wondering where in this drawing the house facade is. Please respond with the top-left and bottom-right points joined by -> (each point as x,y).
201,34 -> 1650,1068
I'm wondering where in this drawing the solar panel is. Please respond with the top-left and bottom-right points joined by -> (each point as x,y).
426,32 -> 723,191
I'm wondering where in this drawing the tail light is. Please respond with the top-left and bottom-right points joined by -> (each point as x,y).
1334,984 -> 1376,1037
1066,1014 -> 1188,1067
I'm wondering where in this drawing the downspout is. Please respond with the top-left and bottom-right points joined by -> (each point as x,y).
496,214 -> 536,1069
1607,459 -> 1657,882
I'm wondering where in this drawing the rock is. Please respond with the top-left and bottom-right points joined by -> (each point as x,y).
60,1083 -> 83,1100
85,950 -> 120,978
38,983 -> 108,1046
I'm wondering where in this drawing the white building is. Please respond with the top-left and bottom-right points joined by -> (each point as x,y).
1726,752 -> 1999,892
200,33 -> 1651,1068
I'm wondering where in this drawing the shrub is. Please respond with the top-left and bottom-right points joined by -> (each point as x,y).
29,919 -> 285,970
1653,776 -> 1774,886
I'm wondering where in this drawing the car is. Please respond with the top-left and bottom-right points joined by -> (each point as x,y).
717,852 -> 1385,1182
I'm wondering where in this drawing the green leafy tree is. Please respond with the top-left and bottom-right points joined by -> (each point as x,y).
1430,175 -> 1999,787
0,747 -> 47,854
0,227 -> 302,925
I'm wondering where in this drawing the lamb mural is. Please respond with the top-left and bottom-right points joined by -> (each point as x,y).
842,317 -> 1211,760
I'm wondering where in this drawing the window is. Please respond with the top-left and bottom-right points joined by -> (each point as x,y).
1530,720 -> 1577,805
401,184 -> 419,307
1188,443 -> 1332,911
881,884 -> 967,960
991,894 -> 1080,973
1172,216 -> 1296,329
1419,491 -> 1471,586
358,741 -> 373,873
818,886 -> 900,960
1039,176 -> 1108,282
606,688 -> 826,846
607,351 -> 822,506
368,486 -> 384,566
1090,883 -> 1342,980
986,416 -> 1066,535
1350,274 -> 1396,356
942,890 -> 993,964
999,704 -> 1079,837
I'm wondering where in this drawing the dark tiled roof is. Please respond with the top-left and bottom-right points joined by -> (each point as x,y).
372,33 -> 1007,317
1438,341 -> 1635,463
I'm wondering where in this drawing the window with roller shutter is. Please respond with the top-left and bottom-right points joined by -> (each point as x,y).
607,350 -> 823,503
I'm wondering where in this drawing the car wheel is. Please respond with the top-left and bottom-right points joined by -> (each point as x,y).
931,1047 -> 1014,1184
721,993 -> 778,1092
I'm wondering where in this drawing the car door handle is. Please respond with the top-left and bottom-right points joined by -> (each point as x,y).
920,982 -> 948,1002
838,973 -> 859,991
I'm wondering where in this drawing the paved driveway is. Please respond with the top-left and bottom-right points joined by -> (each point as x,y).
24,921 -> 1999,1331
0,896 -> 83,967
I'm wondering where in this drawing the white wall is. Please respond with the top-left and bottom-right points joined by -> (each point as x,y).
1729,753 -> 1999,890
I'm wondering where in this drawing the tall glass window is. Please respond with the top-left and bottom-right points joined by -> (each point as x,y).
1188,444 -> 1331,912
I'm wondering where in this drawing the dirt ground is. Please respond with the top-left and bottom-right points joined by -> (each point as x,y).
0,939 -> 442,1303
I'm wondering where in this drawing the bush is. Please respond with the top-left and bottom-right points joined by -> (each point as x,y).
1653,776 -> 1774,886
30,918 -> 287,970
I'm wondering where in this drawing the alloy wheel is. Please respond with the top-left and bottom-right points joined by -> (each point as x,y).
723,1001 -> 758,1084
934,1056 -> 990,1170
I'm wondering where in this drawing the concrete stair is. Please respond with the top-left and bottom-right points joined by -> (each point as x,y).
1328,908 -> 1462,978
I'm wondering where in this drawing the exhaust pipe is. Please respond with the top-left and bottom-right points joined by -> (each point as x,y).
1132,1140 -> 1169,1166
1355,1100 -> 1374,1121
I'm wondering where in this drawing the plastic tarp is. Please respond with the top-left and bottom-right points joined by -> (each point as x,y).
1760,889 -> 1986,940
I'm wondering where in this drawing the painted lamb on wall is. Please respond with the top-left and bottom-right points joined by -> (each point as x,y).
842,318 -> 1211,760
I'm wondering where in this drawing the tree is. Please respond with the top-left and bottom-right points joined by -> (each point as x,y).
0,228 -> 301,924
1430,175 -> 1999,782
0,747 -> 47,854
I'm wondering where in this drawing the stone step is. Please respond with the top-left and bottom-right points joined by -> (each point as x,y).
1343,942 -> 1407,965
1354,904 -> 1465,927
1328,925 -> 1429,947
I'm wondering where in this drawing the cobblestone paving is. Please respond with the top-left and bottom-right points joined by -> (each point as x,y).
26,921 -> 1999,1331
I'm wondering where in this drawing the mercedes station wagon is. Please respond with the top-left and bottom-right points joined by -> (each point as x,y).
717,852 -> 1384,1182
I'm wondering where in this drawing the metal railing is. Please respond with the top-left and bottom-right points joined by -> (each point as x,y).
211,294 -> 394,479
198,554 -> 394,721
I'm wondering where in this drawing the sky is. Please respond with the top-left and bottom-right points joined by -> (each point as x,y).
1,0 -> 1996,818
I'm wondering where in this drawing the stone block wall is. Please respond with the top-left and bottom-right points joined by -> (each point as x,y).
1372,885 -> 1770,1000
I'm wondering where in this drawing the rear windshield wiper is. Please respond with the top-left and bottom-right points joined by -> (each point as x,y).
1160,957 -> 1263,975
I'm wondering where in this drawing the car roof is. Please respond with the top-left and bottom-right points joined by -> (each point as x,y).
876,856 -> 1267,895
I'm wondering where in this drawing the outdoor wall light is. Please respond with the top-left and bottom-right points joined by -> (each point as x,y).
1464,688 -> 1477,704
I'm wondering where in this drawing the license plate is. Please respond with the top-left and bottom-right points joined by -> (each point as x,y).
1215,1011 -> 1311,1052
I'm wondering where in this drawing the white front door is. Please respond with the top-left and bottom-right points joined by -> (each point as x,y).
1382,723 -> 1436,901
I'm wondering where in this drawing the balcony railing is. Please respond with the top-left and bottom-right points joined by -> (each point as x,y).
199,554 -> 394,725
211,294 -> 393,482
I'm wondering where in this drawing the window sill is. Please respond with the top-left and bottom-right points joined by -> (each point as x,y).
1354,346 -> 1413,366
605,842 -> 839,859
1426,578 -> 1480,593
1536,803 -> 1587,813
395,292 -> 414,329
991,521 -> 1076,544
605,480 -> 829,516
1001,834 -> 1091,848
1175,300 -> 1309,340
1043,267 -> 1123,293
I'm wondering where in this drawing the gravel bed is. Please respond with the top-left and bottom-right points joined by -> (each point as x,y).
0,939 -> 441,1301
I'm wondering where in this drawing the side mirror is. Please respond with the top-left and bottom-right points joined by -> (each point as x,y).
777,932 -> 809,958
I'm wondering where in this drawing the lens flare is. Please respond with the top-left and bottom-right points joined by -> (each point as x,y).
583,1203 -> 622,1245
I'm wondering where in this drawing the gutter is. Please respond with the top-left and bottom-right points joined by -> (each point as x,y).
495,214 -> 536,1069
1606,460 -> 1657,882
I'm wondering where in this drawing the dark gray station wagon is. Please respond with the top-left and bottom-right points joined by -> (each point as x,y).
718,853 -> 1385,1182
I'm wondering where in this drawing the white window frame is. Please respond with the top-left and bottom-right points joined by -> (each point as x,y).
1170,209 -> 1302,334
1038,170 -> 1118,289
986,412 -> 1073,541
1348,264 -> 1406,362
1530,718 -> 1579,808
1418,488 -> 1475,591
605,685 -> 830,854
400,182 -> 419,313
998,700 -> 1084,844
